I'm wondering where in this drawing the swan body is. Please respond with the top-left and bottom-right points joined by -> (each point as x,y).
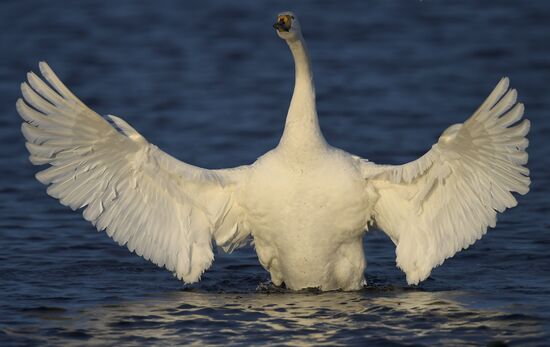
243,148 -> 370,290
17,12 -> 530,291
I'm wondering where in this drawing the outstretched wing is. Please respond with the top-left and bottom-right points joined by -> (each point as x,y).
361,78 -> 530,285
18,62 -> 251,283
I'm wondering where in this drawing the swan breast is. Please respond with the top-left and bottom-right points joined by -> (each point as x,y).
240,149 -> 370,289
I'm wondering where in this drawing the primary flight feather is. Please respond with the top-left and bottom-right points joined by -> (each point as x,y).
18,12 -> 529,290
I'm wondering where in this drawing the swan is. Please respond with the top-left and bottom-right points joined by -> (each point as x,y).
17,12 -> 530,291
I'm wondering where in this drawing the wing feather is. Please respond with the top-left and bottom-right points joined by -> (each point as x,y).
362,78 -> 530,284
18,62 -> 251,283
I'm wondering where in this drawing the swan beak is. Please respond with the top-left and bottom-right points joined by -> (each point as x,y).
273,15 -> 291,32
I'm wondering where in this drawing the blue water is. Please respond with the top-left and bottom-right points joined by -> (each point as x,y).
1,1 -> 549,346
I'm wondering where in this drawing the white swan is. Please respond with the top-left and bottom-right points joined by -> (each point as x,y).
17,12 -> 530,291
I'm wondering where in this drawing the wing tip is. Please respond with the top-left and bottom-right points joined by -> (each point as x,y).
26,71 -> 35,82
517,102 -> 525,117
16,98 -> 25,114
500,76 -> 510,89
35,170 -> 50,185
38,61 -> 50,74
20,122 -> 33,142
523,118 -> 531,133
38,61 -> 58,86
509,88 -> 518,102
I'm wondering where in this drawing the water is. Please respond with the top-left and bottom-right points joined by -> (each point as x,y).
1,0 -> 549,345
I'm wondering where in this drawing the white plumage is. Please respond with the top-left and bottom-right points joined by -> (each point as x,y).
19,64 -> 249,283
18,12 -> 529,290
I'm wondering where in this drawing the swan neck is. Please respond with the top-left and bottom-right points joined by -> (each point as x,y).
289,38 -> 314,95
279,36 -> 325,150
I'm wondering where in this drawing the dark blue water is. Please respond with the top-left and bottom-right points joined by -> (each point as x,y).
1,1 -> 549,346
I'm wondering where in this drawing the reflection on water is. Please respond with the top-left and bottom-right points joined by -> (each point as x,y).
10,287 -> 544,346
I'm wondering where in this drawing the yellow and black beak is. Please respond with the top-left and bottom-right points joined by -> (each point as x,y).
273,15 -> 292,32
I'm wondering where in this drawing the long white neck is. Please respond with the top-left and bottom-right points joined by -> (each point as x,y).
278,35 -> 326,151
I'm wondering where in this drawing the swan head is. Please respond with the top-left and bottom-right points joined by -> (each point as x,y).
273,12 -> 302,41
